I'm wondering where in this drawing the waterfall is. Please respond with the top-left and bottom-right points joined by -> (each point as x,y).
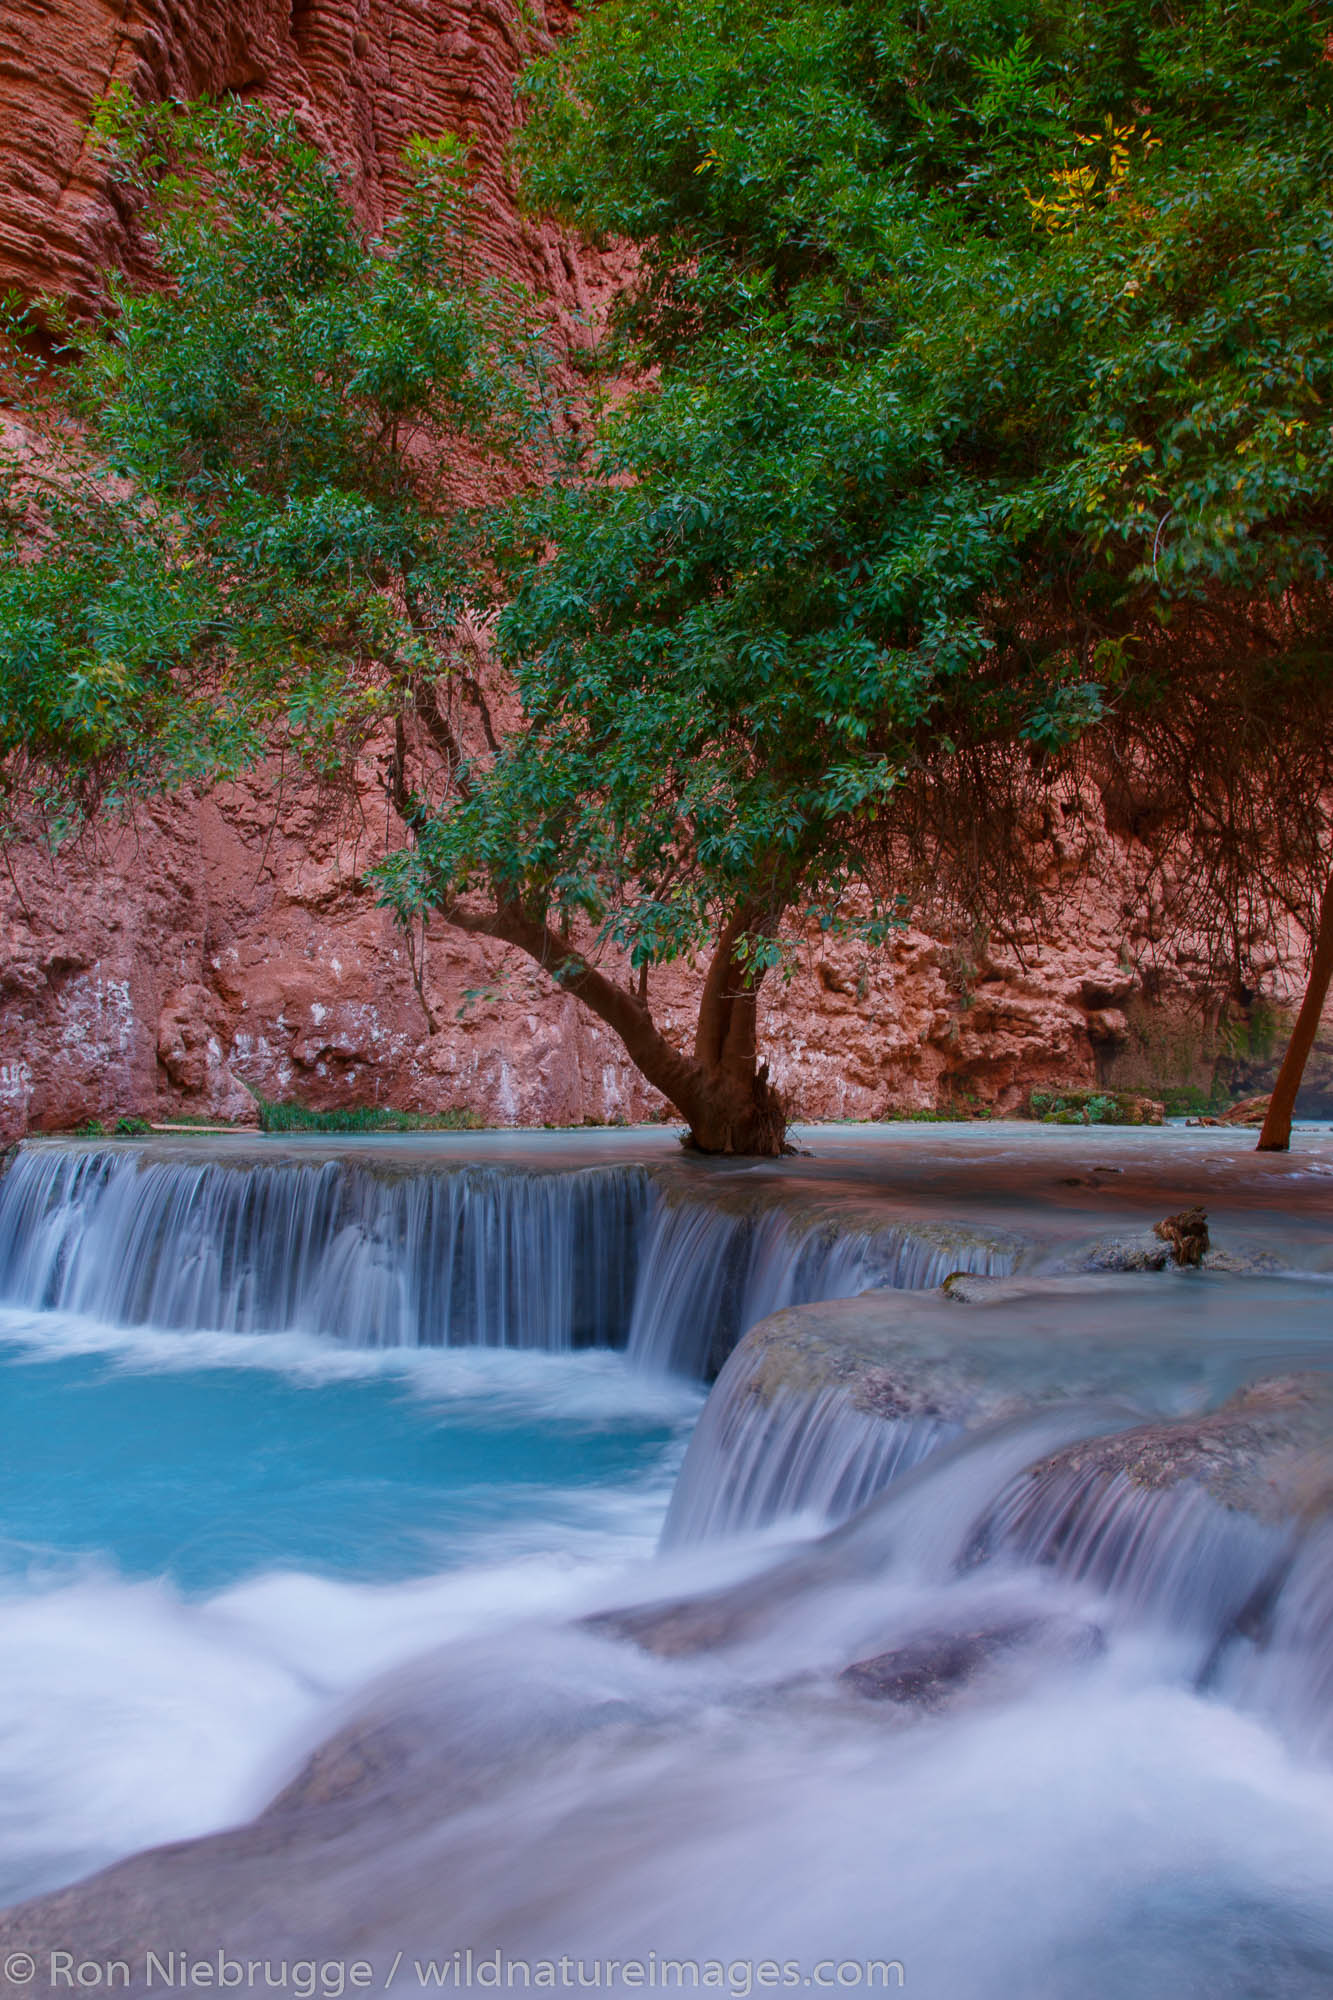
660,1395 -> 1311,1677
661,1323 -> 956,1544
624,1198 -> 1016,1376
963,1455 -> 1289,1638
662,1384 -> 948,1545
1221,1521 -> 1333,1753
0,1147 -> 650,1350
0,1143 -> 1022,1371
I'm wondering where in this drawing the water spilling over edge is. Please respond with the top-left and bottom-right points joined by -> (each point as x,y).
0,1145 -> 1019,1374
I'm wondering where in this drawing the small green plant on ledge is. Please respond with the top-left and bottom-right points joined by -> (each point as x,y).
66,1115 -> 152,1137
1155,1085 -> 1224,1119
255,1097 -> 483,1135
880,1102 -> 995,1123
1029,1091 -> 1162,1126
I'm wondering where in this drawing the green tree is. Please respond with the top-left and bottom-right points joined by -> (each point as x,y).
8,0 -> 1333,1154
2,95 -> 939,1155
0,97 -> 546,838
496,0 -> 1333,1148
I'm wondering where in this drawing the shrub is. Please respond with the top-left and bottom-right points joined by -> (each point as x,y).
254,1097 -> 483,1134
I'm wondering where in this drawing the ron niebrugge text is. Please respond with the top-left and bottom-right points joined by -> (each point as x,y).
4,1951 -> 906,1994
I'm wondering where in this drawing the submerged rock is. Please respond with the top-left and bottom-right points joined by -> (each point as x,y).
585,1592 -> 764,1659
0,1636 -> 663,1992
940,1272 -> 1050,1303
841,1614 -> 1104,1710
1199,1245 -> 1286,1275
688,1289 -> 1034,1428
1056,1230 -> 1172,1272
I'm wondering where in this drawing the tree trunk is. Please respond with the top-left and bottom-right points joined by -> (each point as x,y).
1257,866 -> 1333,1152
434,895 -> 790,1155
673,1060 -> 789,1155
389,737 -> 791,1154
681,910 -> 789,1153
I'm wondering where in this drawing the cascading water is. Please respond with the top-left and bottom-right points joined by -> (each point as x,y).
0,1143 -> 1019,1371
660,1319 -> 959,1546
662,1383 -> 949,1545
12,1391 -> 1333,1998
623,1196 -> 1018,1376
1230,1518 -> 1333,1755
0,1147 -> 651,1350
962,1454 -> 1289,1637
2,1127 -> 1333,1999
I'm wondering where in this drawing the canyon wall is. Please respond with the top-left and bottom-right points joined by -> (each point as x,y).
0,0 -> 606,319
2,744 -> 1307,1138
0,0 -> 1323,1136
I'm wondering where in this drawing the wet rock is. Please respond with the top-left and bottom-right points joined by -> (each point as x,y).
705,1289 -> 1032,1428
585,1594 -> 760,1659
1219,1094 -> 1272,1126
841,1615 -> 1104,1709
1200,1246 -> 1285,1275
1188,1097 -> 1273,1128
842,1625 -> 1024,1706
1054,1215 -> 1283,1276
264,1714 -> 427,1821
0,1640 -> 659,1992
1057,1231 -> 1172,1273
999,1376 -> 1333,1526
587,1523 -> 864,1659
940,1272 -> 1047,1304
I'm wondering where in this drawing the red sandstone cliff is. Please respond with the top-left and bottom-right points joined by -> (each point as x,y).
0,0 -> 608,320
0,0 -> 1324,1136
1,741 -> 1308,1137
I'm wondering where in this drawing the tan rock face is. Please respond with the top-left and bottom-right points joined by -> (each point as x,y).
0,0 -> 1327,1137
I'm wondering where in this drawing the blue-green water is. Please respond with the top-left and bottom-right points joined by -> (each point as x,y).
7,1127 -> 1333,1999
0,1305 -> 702,1908
0,1328 -> 698,1593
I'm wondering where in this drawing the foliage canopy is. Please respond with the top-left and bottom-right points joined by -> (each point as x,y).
4,2 -> 1333,1150
0,97 -> 546,835
503,0 -> 1333,925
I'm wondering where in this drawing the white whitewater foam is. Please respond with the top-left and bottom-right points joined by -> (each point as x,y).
0,1303 -> 705,1424
0,1542 -> 692,1911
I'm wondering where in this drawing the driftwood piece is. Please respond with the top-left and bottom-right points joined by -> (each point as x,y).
1153,1205 -> 1210,1267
